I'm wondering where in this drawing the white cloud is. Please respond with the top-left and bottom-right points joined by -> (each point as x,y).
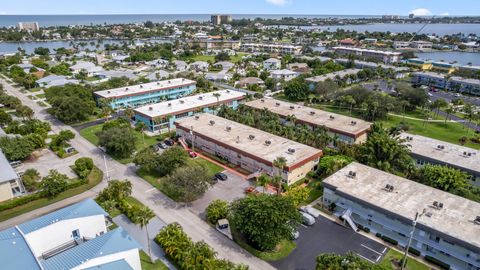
439,12 -> 450,16
409,8 -> 432,16
265,0 -> 289,6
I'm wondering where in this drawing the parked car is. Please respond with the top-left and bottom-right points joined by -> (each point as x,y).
300,206 -> 320,218
157,142 -> 168,149
215,172 -> 228,181
291,229 -> 300,240
245,186 -> 259,194
164,139 -> 174,146
152,145 -> 160,152
301,212 -> 316,226
188,150 -> 197,158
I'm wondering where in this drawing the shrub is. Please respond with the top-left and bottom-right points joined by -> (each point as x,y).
74,157 -> 94,179
40,170 -> 69,198
205,199 -> 229,224
408,247 -> 421,256
375,232 -> 382,238
381,235 -> 398,246
425,255 -> 450,270
118,199 -> 144,224
363,227 -> 370,233
0,193 -> 42,212
21,168 -> 40,192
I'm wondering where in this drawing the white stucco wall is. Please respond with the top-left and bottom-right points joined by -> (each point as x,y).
73,249 -> 141,270
24,215 -> 107,257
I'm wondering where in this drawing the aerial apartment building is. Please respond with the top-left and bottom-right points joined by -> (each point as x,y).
175,113 -> 322,185
322,162 -> 480,270
94,78 -> 196,109
411,71 -> 448,89
305,68 -> 362,89
412,72 -> 480,95
332,46 -> 401,64
0,149 -> 25,202
245,99 -> 372,145
18,21 -> 40,31
211,14 -> 232,25
241,43 -> 303,55
0,199 -> 142,270
134,90 -> 245,133
400,133 -> 480,186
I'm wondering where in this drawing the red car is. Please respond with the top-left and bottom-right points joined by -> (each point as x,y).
188,151 -> 197,158
245,186 -> 259,194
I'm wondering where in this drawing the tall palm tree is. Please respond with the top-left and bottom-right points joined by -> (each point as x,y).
124,108 -> 134,120
135,206 -> 155,258
135,121 -> 147,145
257,174 -> 270,193
273,156 -> 287,195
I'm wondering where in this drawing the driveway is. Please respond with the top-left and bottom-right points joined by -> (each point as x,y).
17,148 -> 78,178
190,170 -> 251,217
112,214 -> 175,268
271,215 -> 388,270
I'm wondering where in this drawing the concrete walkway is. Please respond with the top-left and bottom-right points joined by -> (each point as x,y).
0,77 -> 275,270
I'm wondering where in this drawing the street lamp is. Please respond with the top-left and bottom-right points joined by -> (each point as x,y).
401,208 -> 426,270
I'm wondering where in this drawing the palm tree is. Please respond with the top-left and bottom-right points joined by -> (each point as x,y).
135,121 -> 147,145
134,206 -> 155,258
444,105 -> 454,125
124,108 -> 134,120
213,92 -> 221,106
272,156 -> 287,195
257,174 -> 270,193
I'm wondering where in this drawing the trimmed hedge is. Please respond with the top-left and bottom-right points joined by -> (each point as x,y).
375,232 -> 382,238
0,193 -> 42,212
408,247 -> 421,256
425,255 -> 450,270
381,235 -> 398,246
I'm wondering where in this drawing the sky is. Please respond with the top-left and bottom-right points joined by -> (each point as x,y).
1,0 -> 479,16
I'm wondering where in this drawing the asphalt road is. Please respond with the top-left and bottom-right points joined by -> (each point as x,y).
271,216 -> 388,270
0,77 -> 275,270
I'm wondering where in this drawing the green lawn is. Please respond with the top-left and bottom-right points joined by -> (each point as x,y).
140,250 -> 169,270
0,167 -> 103,222
36,93 -> 46,99
312,104 -> 480,150
379,249 -> 430,270
79,123 -> 164,164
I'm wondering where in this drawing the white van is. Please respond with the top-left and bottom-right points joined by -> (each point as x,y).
301,212 -> 315,226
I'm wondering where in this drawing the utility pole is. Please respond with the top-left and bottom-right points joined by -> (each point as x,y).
190,126 -> 195,152
402,209 -> 425,270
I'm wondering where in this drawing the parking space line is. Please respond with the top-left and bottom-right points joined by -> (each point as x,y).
300,224 -> 308,228
361,243 -> 383,256
145,188 -> 156,193
356,253 -> 376,264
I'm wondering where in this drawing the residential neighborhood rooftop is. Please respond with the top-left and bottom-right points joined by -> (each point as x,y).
134,89 -> 246,119
245,98 -> 371,137
93,78 -> 196,99
322,162 -> 480,250
399,133 -> 480,174
0,149 -> 18,183
305,68 -> 361,83
174,113 -> 322,169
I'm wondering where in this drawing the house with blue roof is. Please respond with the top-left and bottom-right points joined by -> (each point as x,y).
0,199 -> 142,270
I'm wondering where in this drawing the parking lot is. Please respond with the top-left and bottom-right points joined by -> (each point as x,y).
271,215 -> 388,270
189,170 -> 251,217
16,148 -> 78,178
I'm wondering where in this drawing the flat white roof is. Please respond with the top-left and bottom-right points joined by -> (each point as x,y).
412,71 -> 446,79
174,113 -> 322,169
134,90 -> 245,119
245,99 -> 371,137
94,78 -> 196,99
400,133 -> 480,174
306,69 -> 361,83
333,46 -> 401,56
323,162 -> 480,250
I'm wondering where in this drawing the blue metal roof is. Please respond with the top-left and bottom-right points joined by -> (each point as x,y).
83,259 -> 134,270
0,227 -> 41,270
41,227 -> 141,270
18,198 -> 108,234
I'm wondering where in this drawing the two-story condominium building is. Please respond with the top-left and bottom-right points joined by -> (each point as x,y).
94,78 -> 196,109
0,199 -> 142,270
134,90 -> 246,133
332,46 -> 402,64
305,68 -> 361,90
400,133 -> 480,186
406,58 -> 433,70
175,113 -> 322,185
411,71 -> 448,89
241,43 -> 303,55
322,162 -> 480,270
270,69 -> 299,81
245,99 -> 372,144
447,77 -> 480,96
334,59 -> 409,79
0,149 -> 25,202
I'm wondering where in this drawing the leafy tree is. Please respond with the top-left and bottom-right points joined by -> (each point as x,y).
285,186 -> 309,207
396,82 -> 429,110
156,146 -> 188,176
314,79 -> 339,99
21,168 -> 40,192
420,164 -> 468,192
50,130 -> 75,150
34,47 -> 50,56
215,52 -> 231,62
0,136 -> 35,161
316,253 -> 387,270
25,133 -> 46,149
133,147 -> 159,172
40,170 -> 69,198
0,110 -> 12,125
358,125 -> 413,175
45,84 -> 95,123
284,77 -> 309,101
49,63 -> 71,75
230,194 -> 302,251
97,127 -> 136,158
319,155 -> 354,176
205,199 -> 229,224
97,179 -> 132,202
73,157 -> 94,179
161,165 -> 212,202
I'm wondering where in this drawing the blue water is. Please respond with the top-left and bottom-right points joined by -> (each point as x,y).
0,14 -> 383,27
416,51 -> 480,66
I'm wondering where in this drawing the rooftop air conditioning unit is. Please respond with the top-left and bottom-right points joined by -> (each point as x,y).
261,99 -> 265,102
385,184 -> 394,192
310,111 -> 315,115
226,90 -> 230,93
433,201 -> 438,207
168,80 -> 171,83
474,216 -> 480,225
348,171 -> 357,178
182,78 -> 185,81
209,120 -> 215,125
289,106 -> 295,109
198,96 -> 203,100
107,91 -> 111,93
226,126 -> 231,131
276,102 -> 280,106
438,202 -> 443,209
468,152 -> 472,157
140,85 -> 143,88
195,115 -> 200,120
168,103 -> 171,107
157,82 -> 160,85
351,121 -> 357,125
329,115 -> 335,120
125,87 -> 129,90
149,107 -> 153,111
288,148 -> 295,154
180,100 -> 184,104
265,140 -> 271,146
249,135 -> 255,140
